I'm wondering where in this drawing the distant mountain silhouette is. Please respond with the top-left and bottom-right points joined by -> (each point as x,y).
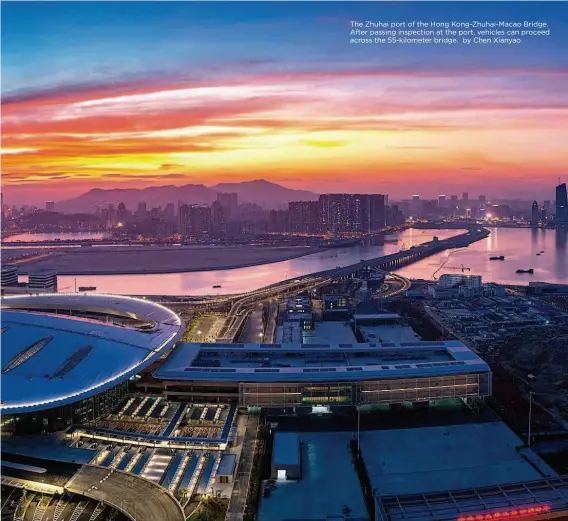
212,180 -> 318,209
56,180 -> 318,213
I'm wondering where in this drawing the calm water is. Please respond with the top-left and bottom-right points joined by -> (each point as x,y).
397,227 -> 567,285
50,228 -> 568,295
5,232 -> 108,243
57,229 -> 459,296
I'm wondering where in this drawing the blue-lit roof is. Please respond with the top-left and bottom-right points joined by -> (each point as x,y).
1,294 -> 184,414
218,454 -> 237,475
273,433 -> 300,466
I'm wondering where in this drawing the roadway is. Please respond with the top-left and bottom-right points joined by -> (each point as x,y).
220,230 -> 488,340
187,314 -> 226,343
164,228 -> 489,342
238,306 -> 265,343
66,465 -> 185,521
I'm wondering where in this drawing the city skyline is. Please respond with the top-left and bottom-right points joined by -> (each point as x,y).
2,1 -> 568,205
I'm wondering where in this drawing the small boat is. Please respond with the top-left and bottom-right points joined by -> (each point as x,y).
536,253 -> 541,256
516,269 -> 534,274
489,256 -> 505,260
540,250 -> 545,253
213,285 -> 222,289
78,286 -> 97,291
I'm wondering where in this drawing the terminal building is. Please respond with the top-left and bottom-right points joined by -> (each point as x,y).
1,293 -> 567,521
149,340 -> 491,408
1,294 -> 184,434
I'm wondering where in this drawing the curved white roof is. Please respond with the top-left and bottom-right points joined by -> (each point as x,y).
1,294 -> 184,414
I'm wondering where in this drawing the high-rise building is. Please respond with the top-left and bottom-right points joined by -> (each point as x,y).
462,192 -> 469,201
28,269 -> 58,292
164,203 -> 175,220
531,201 -> 540,225
369,194 -> 386,231
217,193 -> 239,218
46,201 -> 55,212
1,265 -> 19,287
385,204 -> 405,226
269,209 -> 289,233
179,204 -> 192,235
438,195 -> 446,206
479,195 -> 487,203
107,204 -> 117,227
192,205 -> 212,235
289,201 -> 319,233
410,195 -> 421,216
351,195 -> 365,232
117,202 -> 128,224
179,204 -> 212,236
320,194 -> 352,233
556,183 -> 568,226
541,206 -> 548,224
211,201 -> 226,233
134,201 -> 148,221
285,193 -> 386,234
317,194 -> 386,234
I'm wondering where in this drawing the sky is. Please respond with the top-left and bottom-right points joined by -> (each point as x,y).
2,1 -> 568,205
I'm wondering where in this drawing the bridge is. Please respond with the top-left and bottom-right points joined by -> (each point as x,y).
214,228 -> 489,342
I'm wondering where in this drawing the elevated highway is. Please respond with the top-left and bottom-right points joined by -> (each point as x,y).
215,228 -> 489,342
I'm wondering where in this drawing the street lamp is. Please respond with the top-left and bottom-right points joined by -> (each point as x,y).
357,405 -> 360,453
527,391 -> 535,447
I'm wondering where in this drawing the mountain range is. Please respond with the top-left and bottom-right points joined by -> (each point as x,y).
56,180 -> 318,213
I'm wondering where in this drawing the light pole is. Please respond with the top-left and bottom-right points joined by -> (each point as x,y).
527,391 -> 534,447
357,405 -> 360,453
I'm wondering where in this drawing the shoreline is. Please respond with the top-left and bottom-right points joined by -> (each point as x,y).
16,246 -> 329,276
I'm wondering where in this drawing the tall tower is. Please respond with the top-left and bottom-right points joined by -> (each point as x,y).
531,201 -> 539,226
556,183 -> 568,226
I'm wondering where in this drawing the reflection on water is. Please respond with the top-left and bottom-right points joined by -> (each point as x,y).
58,229 -> 458,296
5,232 -> 108,243
556,228 -> 567,282
54,227 -> 568,296
397,227 -> 568,285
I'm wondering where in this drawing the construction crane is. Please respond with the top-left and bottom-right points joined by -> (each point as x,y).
444,264 -> 471,272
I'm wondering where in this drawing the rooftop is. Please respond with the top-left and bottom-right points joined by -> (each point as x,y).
359,325 -> 421,343
273,432 -> 300,466
155,341 -> 490,382
218,454 -> 237,476
258,432 -> 367,521
1,294 -> 184,414
361,422 -> 547,496
302,322 -> 357,345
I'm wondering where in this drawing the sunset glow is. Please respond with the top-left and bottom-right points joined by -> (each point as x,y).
2,2 -> 568,204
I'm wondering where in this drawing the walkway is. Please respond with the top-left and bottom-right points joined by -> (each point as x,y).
225,415 -> 259,521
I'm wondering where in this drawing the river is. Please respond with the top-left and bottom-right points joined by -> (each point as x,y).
397,227 -> 567,285
20,227 -> 566,296
54,229 -> 459,296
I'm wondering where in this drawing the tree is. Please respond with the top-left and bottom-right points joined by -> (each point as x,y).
197,498 -> 228,521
